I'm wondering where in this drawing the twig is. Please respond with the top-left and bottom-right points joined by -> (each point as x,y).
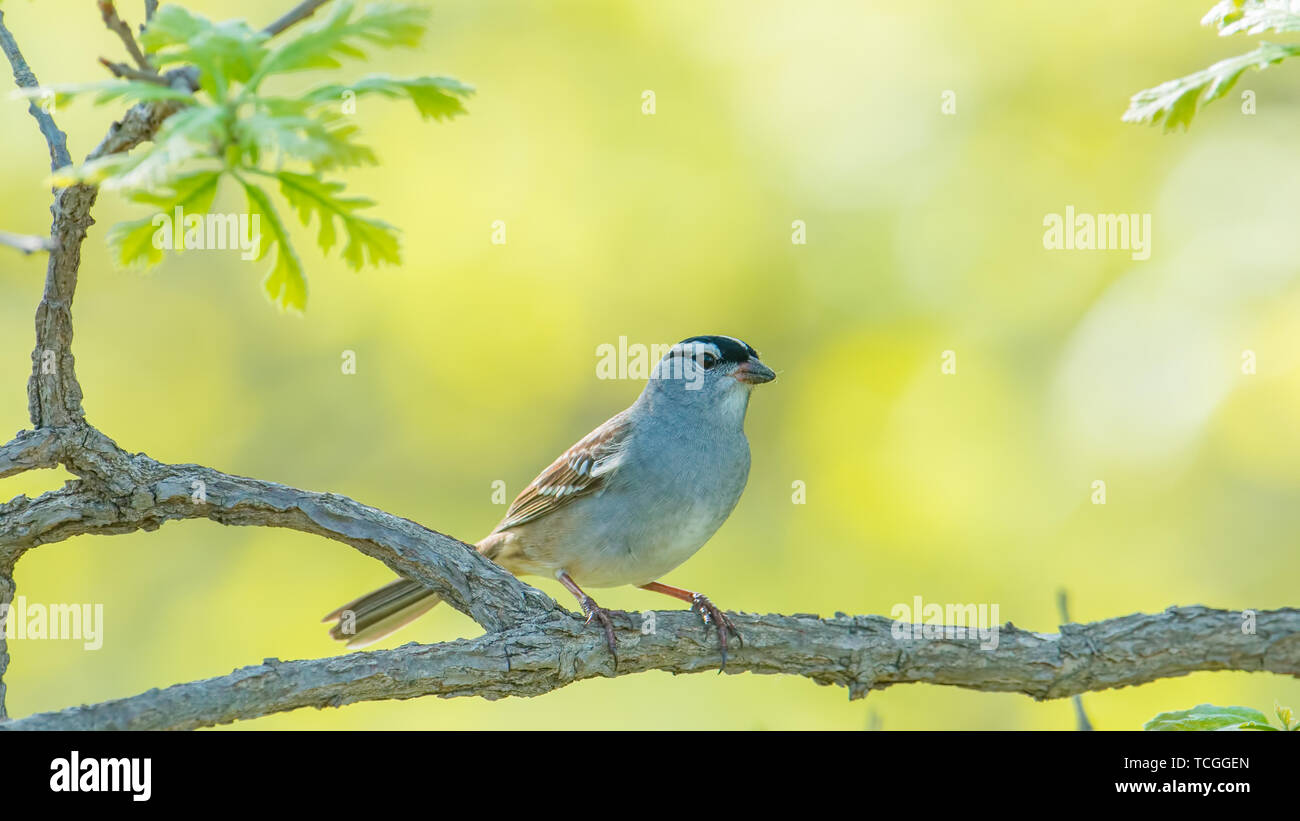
0,231 -> 53,255
99,57 -> 169,85
97,1 -> 153,73
264,0 -> 333,37
0,10 -> 71,170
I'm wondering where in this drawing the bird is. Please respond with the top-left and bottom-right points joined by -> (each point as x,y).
322,334 -> 776,664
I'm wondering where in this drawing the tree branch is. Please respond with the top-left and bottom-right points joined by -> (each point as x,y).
0,429 -> 555,632
0,10 -> 71,171
98,57 -> 168,85
0,230 -> 54,255
2,606 -> 1294,731
264,0 -> 333,37
98,1 -> 153,73
0,428 -> 60,480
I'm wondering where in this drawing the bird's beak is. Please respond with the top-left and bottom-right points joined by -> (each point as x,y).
733,357 -> 776,385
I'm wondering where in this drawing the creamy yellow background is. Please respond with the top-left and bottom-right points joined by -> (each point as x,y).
1,0 -> 1297,729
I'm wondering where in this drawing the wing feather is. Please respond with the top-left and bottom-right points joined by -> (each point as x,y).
493,411 -> 631,532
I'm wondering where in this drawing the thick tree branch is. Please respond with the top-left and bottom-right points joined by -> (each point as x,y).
2,606 -> 1295,731
0,428 -> 60,480
0,429 -> 555,632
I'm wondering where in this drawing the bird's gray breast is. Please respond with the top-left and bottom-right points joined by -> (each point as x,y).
579,419 -> 751,586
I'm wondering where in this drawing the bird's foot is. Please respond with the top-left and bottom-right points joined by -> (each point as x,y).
578,595 -> 625,662
690,593 -> 743,670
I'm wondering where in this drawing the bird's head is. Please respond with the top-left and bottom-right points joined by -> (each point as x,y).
641,335 -> 775,419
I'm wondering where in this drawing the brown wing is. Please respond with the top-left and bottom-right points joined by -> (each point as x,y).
493,411 -> 632,533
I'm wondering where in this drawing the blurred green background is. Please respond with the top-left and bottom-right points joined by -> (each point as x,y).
2,0 -> 1298,729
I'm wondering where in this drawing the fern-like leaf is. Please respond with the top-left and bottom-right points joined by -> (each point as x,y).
15,2 -> 462,312
104,169 -> 223,270
142,6 -> 266,98
239,177 -> 308,311
271,170 -> 400,269
304,74 -> 474,121
235,100 -> 377,171
1203,0 -> 1300,36
254,1 -> 428,81
1122,42 -> 1300,130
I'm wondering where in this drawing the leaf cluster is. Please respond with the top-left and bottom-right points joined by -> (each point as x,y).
1124,1 -> 1300,131
16,2 -> 472,310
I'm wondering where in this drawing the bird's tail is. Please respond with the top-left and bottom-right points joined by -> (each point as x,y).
322,577 -> 441,648
322,533 -> 506,648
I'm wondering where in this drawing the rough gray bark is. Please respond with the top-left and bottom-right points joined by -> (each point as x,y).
3,605 -> 1295,731
0,428 -> 555,632
1,1 -> 1297,730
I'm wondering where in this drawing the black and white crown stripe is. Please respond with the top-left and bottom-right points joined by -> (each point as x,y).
668,335 -> 759,365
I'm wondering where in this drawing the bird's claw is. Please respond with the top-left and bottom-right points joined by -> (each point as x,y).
579,595 -> 623,664
690,592 -> 743,670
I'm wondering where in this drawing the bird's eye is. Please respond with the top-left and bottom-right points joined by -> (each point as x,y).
696,352 -> 719,369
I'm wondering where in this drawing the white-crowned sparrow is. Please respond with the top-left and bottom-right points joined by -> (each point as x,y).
323,335 -> 776,663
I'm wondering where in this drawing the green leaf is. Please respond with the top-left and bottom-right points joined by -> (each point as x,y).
234,101 -> 377,171
141,5 -> 266,98
1277,702 -> 1296,731
139,5 -> 209,51
123,167 -> 223,210
10,79 -> 194,108
304,74 -> 474,121
1122,42 -> 1300,131
104,169 -> 223,270
271,170 -> 400,269
1203,0 -> 1300,37
22,1 -> 467,313
239,177 -> 307,311
255,1 -> 428,81
1144,704 -> 1274,731
104,217 -> 167,270
1234,722 -> 1280,731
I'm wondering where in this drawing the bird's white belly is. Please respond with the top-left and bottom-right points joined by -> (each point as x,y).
562,494 -> 734,588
